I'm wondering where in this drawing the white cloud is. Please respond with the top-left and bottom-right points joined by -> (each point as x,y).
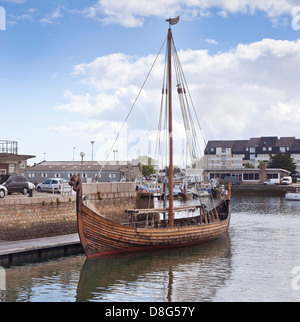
40,7 -> 63,24
204,39 -> 219,46
56,90 -> 120,117
82,0 -> 299,27
57,38 -> 300,156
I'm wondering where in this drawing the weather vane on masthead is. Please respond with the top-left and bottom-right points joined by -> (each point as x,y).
166,15 -> 180,28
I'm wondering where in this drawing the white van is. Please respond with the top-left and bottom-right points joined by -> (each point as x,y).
281,176 -> 292,185
263,178 -> 280,185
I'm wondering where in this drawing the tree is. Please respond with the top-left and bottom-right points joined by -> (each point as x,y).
133,155 -> 157,166
267,152 -> 297,174
245,162 -> 254,168
142,164 -> 155,177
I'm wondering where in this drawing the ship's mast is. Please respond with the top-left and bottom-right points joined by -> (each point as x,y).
164,16 -> 179,228
167,27 -> 174,228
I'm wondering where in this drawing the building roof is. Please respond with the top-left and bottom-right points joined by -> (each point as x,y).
245,137 -> 261,147
276,137 -> 295,147
205,140 -> 235,148
206,136 -> 300,152
28,161 -> 140,172
258,136 -> 278,147
0,153 -> 35,163
291,139 -> 300,151
231,140 -> 248,152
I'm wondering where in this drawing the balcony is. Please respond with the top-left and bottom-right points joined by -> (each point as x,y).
0,140 -> 18,155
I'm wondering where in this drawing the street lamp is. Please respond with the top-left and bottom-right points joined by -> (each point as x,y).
73,147 -> 76,161
80,151 -> 85,177
91,141 -> 95,161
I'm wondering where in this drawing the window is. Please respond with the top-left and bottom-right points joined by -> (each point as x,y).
28,173 -> 35,178
267,173 -> 279,179
280,147 -> 286,153
221,148 -> 226,153
42,173 -> 47,178
54,173 -> 60,178
16,176 -> 26,182
243,173 -> 259,181
268,147 -> 272,152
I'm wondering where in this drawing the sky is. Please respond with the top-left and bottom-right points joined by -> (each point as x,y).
1,0 -> 300,167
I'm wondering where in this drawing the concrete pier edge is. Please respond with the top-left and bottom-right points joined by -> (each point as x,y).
0,233 -> 82,267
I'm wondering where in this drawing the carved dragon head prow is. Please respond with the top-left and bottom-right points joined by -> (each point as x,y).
69,173 -> 82,192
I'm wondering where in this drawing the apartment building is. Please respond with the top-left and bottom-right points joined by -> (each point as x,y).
204,136 -> 300,173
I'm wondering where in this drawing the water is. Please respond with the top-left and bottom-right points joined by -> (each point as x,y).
1,195 -> 300,302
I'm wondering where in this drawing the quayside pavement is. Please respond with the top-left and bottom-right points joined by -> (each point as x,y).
0,233 -> 82,267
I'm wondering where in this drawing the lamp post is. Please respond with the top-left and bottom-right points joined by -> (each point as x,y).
91,141 -> 95,161
80,151 -> 85,178
73,147 -> 76,161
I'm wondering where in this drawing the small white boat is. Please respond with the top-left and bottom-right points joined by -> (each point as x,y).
285,188 -> 300,200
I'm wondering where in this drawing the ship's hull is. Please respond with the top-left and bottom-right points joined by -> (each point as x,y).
77,199 -> 231,258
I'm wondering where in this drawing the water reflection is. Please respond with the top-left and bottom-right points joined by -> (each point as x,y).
76,235 -> 232,302
2,194 -> 300,302
0,255 -> 85,302
231,195 -> 300,216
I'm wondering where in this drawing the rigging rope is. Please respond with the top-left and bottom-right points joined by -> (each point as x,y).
84,29 -> 220,215
92,37 -> 168,184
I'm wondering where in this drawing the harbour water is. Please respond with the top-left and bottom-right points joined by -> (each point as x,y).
1,194 -> 300,302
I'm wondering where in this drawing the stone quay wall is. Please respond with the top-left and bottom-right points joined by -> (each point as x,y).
0,195 -> 77,241
0,182 -> 139,241
82,182 -> 139,224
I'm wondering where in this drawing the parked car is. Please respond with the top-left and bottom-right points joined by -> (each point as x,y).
281,176 -> 292,185
0,184 -> 8,198
0,175 -> 9,185
36,178 -> 70,194
2,174 -> 34,195
263,178 -> 280,185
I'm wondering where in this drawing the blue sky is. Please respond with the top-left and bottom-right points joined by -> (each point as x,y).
1,0 -> 300,166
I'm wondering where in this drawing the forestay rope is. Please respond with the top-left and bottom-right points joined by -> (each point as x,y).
84,36 -> 167,200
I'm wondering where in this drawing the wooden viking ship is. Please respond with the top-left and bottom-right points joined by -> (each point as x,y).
70,17 -> 231,258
